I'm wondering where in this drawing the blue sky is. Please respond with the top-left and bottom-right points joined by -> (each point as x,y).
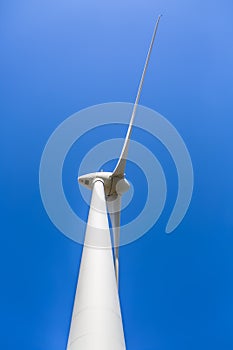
1,0 -> 233,349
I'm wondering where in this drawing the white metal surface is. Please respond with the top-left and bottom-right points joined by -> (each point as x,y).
78,172 -> 130,197
67,16 -> 162,349
113,15 -> 162,177
66,180 -> 126,350
107,195 -> 121,288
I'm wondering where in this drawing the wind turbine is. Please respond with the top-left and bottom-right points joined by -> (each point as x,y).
66,15 -> 162,350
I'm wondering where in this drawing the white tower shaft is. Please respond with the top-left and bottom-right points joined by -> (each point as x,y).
66,179 -> 126,350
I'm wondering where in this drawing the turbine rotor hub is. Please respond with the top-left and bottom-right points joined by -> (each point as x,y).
78,172 -> 130,196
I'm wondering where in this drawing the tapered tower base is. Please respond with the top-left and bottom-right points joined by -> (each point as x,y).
66,179 -> 126,350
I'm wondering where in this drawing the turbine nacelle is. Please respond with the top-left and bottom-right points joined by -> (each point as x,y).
78,172 -> 130,196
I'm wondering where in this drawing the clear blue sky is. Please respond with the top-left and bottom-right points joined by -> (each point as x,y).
1,1 -> 233,349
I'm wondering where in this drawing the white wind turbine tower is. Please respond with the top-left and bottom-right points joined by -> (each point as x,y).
66,15 -> 162,350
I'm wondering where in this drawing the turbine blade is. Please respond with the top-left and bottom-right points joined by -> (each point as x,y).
107,195 -> 121,288
112,15 -> 162,177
